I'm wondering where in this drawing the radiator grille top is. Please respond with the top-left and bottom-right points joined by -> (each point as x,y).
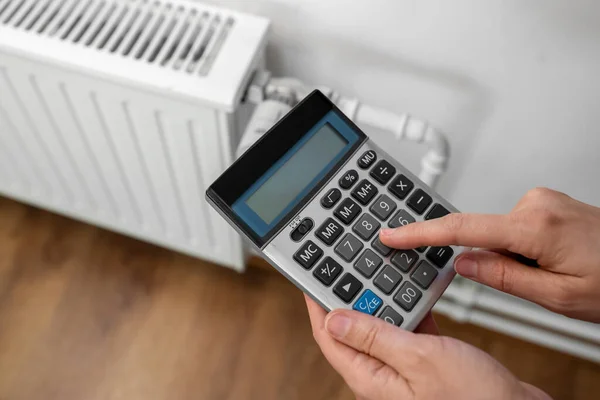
0,0 -> 269,110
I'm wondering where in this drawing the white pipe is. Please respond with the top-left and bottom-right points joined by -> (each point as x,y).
355,104 -> 450,189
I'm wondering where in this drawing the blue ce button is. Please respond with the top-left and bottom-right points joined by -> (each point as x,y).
352,290 -> 382,315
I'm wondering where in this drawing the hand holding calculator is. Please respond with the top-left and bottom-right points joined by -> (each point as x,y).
207,90 -> 463,331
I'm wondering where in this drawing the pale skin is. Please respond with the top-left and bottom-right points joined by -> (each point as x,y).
306,187 -> 600,399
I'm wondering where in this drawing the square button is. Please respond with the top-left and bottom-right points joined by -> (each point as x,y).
388,174 -> 414,200
333,273 -> 363,303
354,249 -> 382,278
334,233 -> 364,262
374,265 -> 402,294
379,306 -> 403,327
313,257 -> 343,286
370,160 -> 396,184
411,260 -> 438,289
390,249 -> 418,272
353,290 -> 383,315
371,237 -> 392,257
394,281 -> 422,312
425,204 -> 450,220
426,246 -> 454,268
352,213 -> 380,240
315,218 -> 344,246
388,209 -> 416,228
334,198 -> 362,225
407,189 -> 433,215
370,194 -> 397,221
293,240 -> 323,270
351,179 -> 379,205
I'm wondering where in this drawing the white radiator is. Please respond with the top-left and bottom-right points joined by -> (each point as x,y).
0,0 -> 269,270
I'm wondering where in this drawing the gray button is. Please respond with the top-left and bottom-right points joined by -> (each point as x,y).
352,213 -> 380,240
370,194 -> 397,221
388,209 -> 416,228
334,233 -> 364,262
411,260 -> 438,289
371,237 -> 392,256
394,281 -> 422,312
354,249 -> 382,278
379,306 -> 403,326
390,249 -> 418,272
374,265 -> 402,294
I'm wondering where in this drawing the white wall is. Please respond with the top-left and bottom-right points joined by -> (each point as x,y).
205,0 -> 600,213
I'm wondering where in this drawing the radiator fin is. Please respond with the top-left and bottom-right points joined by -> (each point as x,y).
0,0 -> 234,76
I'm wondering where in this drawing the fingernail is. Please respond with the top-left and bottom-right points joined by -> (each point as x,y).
380,228 -> 394,236
325,313 -> 352,338
455,257 -> 478,278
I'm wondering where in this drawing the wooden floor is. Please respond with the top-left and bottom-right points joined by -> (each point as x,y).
0,197 -> 599,400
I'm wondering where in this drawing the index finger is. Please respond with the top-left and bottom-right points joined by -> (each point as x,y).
379,213 -> 529,257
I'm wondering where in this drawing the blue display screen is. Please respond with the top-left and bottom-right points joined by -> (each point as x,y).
233,111 -> 359,237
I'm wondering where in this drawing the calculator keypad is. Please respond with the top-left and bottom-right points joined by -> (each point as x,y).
370,194 -> 397,221
334,273 -> 363,302
354,249 -> 382,278
334,198 -> 362,225
352,213 -> 380,240
275,143 -> 459,332
315,218 -> 344,246
335,233 -> 364,262
351,179 -> 379,205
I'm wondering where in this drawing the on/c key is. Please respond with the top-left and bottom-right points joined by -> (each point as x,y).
352,289 -> 382,315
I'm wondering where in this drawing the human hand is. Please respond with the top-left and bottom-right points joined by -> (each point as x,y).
306,295 -> 549,400
380,187 -> 600,323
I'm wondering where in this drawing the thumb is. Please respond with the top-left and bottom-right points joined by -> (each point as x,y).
325,309 -> 420,367
455,250 -> 571,313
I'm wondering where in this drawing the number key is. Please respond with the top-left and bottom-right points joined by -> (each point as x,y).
391,249 -> 418,272
352,213 -> 380,240
334,233 -> 363,262
394,281 -> 422,312
379,306 -> 403,327
354,249 -> 382,278
370,194 -> 397,221
374,265 -> 402,294
388,209 -> 416,228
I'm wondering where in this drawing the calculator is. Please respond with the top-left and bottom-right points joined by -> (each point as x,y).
206,90 -> 462,331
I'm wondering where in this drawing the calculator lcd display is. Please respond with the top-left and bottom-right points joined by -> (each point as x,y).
245,124 -> 347,225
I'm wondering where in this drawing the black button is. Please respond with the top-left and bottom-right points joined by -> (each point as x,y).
371,237 -> 392,257
357,150 -> 377,169
406,189 -> 433,215
388,174 -> 414,200
351,179 -> 379,205
370,194 -> 397,221
333,273 -> 363,303
339,170 -> 359,189
374,265 -> 402,294
370,160 -> 396,184
321,188 -> 341,209
425,204 -> 450,220
379,306 -> 403,327
291,218 -> 314,241
293,240 -> 323,269
315,218 -> 344,246
334,198 -> 362,225
426,246 -> 454,268
394,281 -> 422,312
411,260 -> 438,289
416,246 -> 428,253
354,249 -> 383,278
313,257 -> 343,286
391,249 -> 418,272
388,209 -> 416,228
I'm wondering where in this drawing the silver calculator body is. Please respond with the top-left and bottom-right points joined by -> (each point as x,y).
207,90 -> 462,331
